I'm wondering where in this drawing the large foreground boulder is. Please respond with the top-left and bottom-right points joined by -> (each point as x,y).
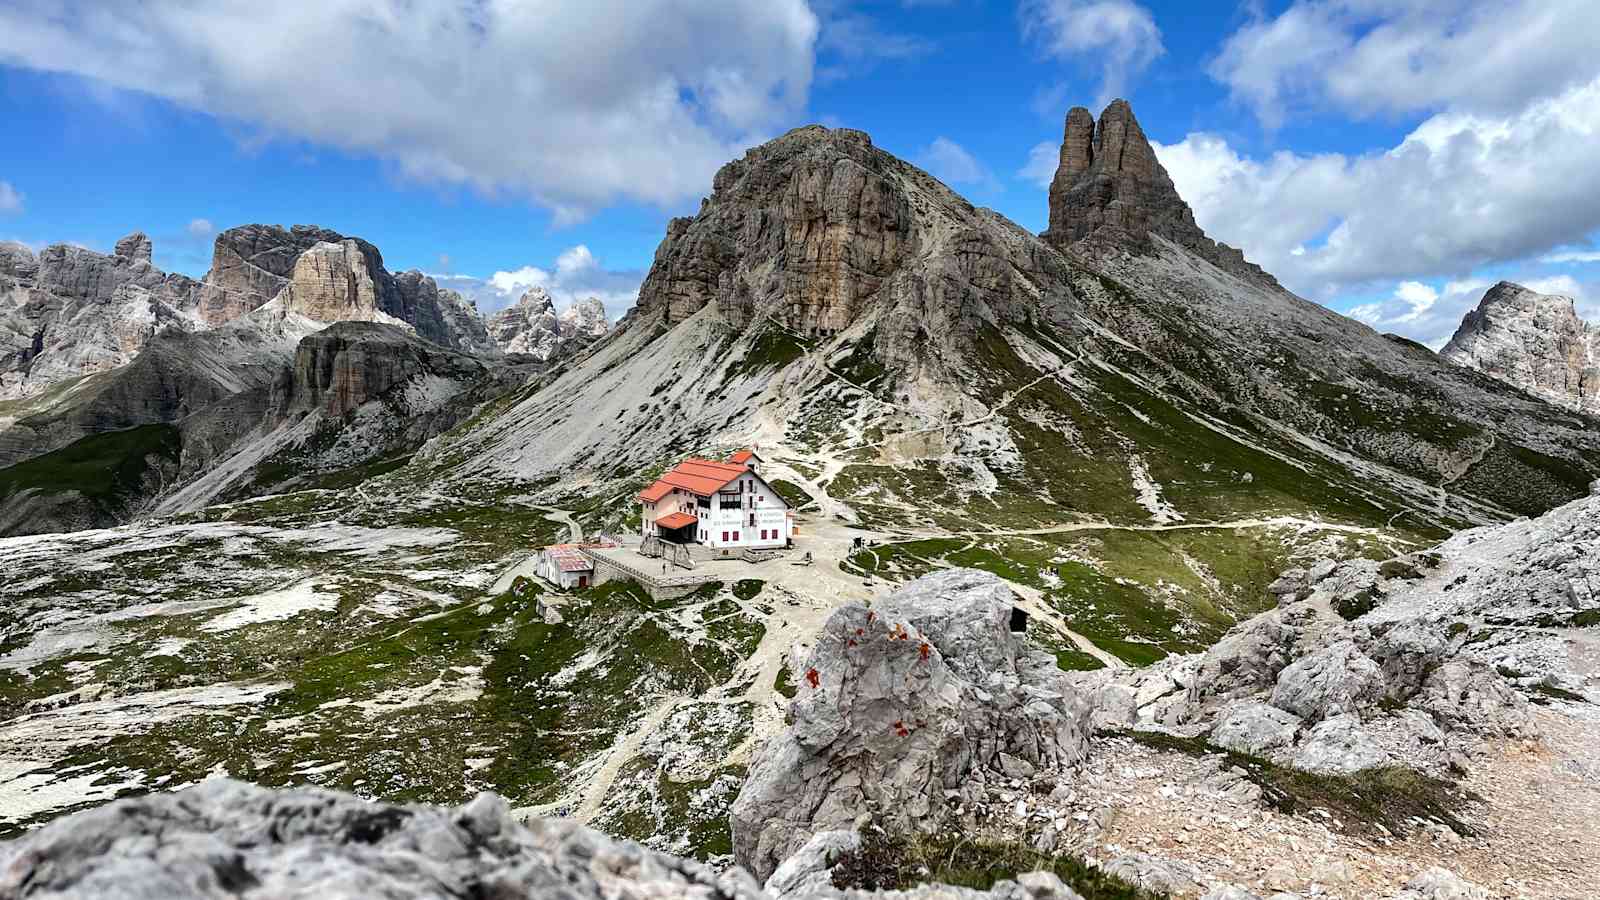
731,569 -> 1091,882
0,780 -> 1094,900
0,778 -> 760,900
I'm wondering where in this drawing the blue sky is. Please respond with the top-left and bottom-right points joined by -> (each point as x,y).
2,0 -> 1598,346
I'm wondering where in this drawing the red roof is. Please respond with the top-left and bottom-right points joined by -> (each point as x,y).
730,449 -> 759,464
656,511 -> 698,529
545,544 -> 594,573
637,457 -> 749,501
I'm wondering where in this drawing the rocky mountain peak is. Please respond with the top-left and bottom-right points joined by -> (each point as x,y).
113,231 -> 153,264
1042,99 -> 1275,285
517,285 -> 557,315
559,296 -> 609,338
486,289 -> 608,361
1441,281 -> 1599,414
0,240 -> 37,279
275,239 -> 390,325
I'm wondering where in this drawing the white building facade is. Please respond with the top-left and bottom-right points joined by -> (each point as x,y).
638,452 -> 791,550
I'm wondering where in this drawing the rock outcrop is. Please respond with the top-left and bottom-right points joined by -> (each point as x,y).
1041,99 -> 1275,285
113,230 -> 154,263
628,123 -> 1073,350
1077,489 -> 1600,776
731,569 -> 1091,882
277,322 -> 487,418
0,778 -> 1106,900
1441,281 -> 1600,414
486,287 -> 609,360
0,235 -> 203,400
0,778 -> 761,900
276,239 -> 398,327
196,224 -> 498,355
560,295 -> 610,342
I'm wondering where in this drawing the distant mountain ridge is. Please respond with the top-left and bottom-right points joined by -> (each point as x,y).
488,288 -> 610,361
0,224 -> 598,534
1441,281 -> 1600,414
0,224 -> 612,403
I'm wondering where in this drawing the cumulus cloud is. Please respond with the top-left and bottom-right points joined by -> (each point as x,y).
918,137 -> 997,190
186,218 -> 214,238
1019,0 -> 1164,108
1211,0 -> 1600,127
816,6 -> 935,83
1151,76 -> 1600,304
1542,249 -> 1600,265
434,245 -> 643,318
1018,141 -> 1059,188
0,1 -> 818,222
0,181 -> 21,214
1348,275 -> 1592,348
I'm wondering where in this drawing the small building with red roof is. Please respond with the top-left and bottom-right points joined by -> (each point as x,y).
638,448 -> 791,550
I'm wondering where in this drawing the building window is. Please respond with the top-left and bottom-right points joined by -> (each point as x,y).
721,531 -> 729,542
749,513 -> 755,526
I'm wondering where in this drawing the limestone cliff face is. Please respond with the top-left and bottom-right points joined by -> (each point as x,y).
277,240 -> 387,324
1441,281 -> 1600,414
278,321 -> 487,418
560,296 -> 610,341
196,224 -> 497,354
393,270 -> 495,356
0,234 -> 204,400
1042,100 -> 1275,285
194,224 -> 344,326
633,126 -> 916,334
0,224 -> 501,404
626,124 -> 1078,389
487,287 -> 609,360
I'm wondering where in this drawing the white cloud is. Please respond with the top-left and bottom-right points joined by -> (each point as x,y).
0,1 -> 818,221
1541,249 -> 1600,265
1211,0 -> 1600,127
1349,274 -> 1591,348
0,181 -> 21,214
186,218 -> 214,238
1018,141 -> 1058,188
1019,0 -> 1164,107
816,8 -> 935,83
1518,274 -> 1584,299
436,244 -> 643,317
1151,76 -> 1600,302
918,137 -> 996,189
1346,278 -> 1484,348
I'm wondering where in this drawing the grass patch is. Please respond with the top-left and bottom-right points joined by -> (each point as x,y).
745,327 -> 813,371
831,828 -> 1163,898
774,661 -> 797,699
1528,681 -> 1588,705
0,423 -> 179,507
769,478 -> 815,510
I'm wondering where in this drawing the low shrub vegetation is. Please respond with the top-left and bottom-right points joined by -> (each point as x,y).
831,827 -> 1164,899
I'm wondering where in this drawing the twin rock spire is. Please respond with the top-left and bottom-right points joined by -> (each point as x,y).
1041,99 -> 1275,286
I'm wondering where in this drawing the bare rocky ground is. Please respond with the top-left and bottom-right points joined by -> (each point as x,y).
977,706 -> 1600,898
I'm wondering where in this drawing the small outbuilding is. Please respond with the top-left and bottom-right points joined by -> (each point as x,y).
538,544 -> 595,590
